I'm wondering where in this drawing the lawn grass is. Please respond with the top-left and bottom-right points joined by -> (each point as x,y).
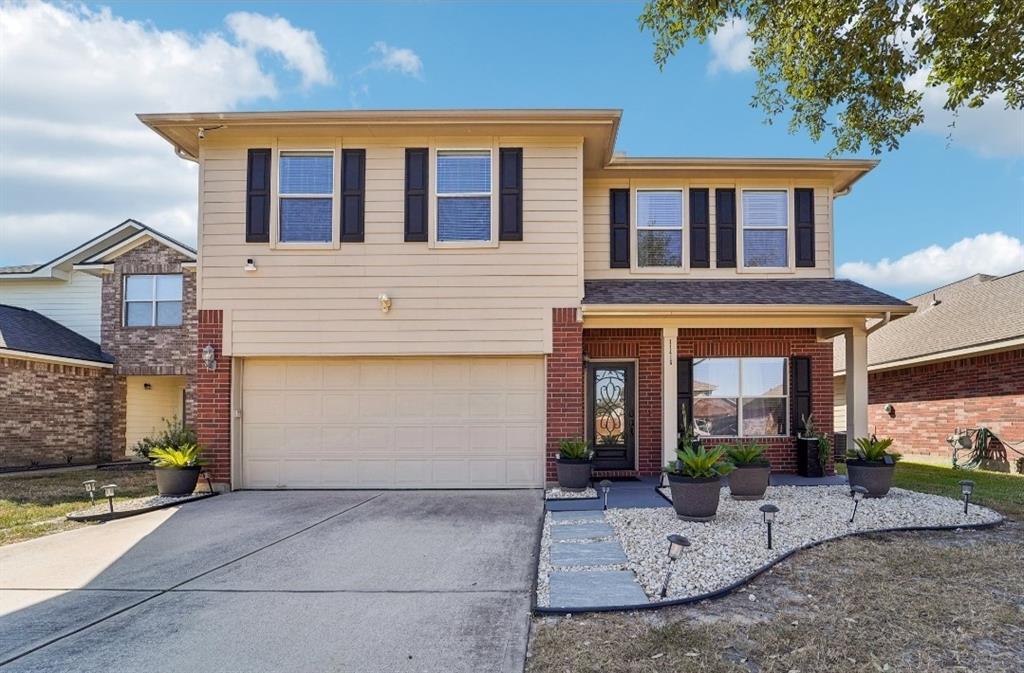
837,460 -> 1024,520
0,467 -> 158,546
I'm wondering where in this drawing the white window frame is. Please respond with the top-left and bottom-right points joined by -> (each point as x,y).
430,146 -> 498,248
633,188 -> 686,270
123,273 -> 183,328
693,357 -> 789,438
738,187 -> 794,273
273,147 -> 338,249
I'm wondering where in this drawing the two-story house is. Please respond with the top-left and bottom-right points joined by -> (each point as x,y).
0,220 -> 197,467
140,109 -> 913,490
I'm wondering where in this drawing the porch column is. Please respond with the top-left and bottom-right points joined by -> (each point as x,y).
662,327 -> 678,468
844,326 -> 869,452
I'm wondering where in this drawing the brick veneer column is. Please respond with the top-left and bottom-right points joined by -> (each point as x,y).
546,308 -> 584,482
196,310 -> 232,485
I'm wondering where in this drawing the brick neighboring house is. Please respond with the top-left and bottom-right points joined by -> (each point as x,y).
0,220 -> 197,468
139,108 -> 914,490
834,271 -> 1024,469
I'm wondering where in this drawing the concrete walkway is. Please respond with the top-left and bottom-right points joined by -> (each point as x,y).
0,490 -> 542,673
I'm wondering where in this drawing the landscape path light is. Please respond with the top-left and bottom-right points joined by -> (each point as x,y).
599,479 -> 612,510
82,479 -> 97,505
660,534 -> 691,598
958,479 -> 975,515
101,484 -> 117,513
759,503 -> 779,550
849,485 -> 868,523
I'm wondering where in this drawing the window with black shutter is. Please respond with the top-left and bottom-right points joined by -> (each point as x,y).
499,148 -> 523,241
609,188 -> 630,268
404,148 -> 428,242
689,188 -> 710,268
245,148 -> 271,243
715,188 -> 736,267
792,356 -> 812,435
794,188 -> 815,267
340,149 -> 365,242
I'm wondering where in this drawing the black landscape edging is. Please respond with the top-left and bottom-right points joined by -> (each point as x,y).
66,492 -> 217,522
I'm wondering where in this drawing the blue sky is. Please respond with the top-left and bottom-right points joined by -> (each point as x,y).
1,1 -> 1022,296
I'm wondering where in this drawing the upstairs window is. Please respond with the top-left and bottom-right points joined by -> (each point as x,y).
693,357 -> 788,437
436,150 -> 491,242
741,190 -> 788,267
124,274 -> 182,327
636,190 -> 683,267
279,151 -> 333,243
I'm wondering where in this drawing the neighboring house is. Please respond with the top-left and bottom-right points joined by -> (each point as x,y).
834,271 -> 1024,462
0,220 -> 197,467
139,108 -> 913,490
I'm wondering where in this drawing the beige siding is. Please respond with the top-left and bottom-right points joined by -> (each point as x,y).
199,137 -> 582,356
0,271 -> 101,341
125,375 -> 187,448
583,178 -> 833,279
833,374 -> 847,432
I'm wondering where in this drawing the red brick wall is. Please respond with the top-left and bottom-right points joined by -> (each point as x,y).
867,348 -> 1024,461
196,310 -> 232,485
546,308 -> 584,481
678,328 -> 835,474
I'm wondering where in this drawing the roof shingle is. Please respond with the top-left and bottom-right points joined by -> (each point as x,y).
583,278 -> 909,307
0,305 -> 113,364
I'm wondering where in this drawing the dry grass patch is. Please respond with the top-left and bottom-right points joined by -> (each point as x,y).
528,523 -> 1022,673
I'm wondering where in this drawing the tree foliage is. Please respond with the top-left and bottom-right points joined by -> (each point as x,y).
639,0 -> 1024,154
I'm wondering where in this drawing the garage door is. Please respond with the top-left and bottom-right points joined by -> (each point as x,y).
240,357 -> 545,488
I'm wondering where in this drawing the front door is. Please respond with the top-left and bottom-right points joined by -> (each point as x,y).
586,362 -> 635,471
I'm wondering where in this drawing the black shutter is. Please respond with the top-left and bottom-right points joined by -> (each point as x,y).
715,188 -> 736,267
794,188 -> 815,267
245,148 -> 271,243
404,148 -> 428,242
609,188 -> 630,268
792,356 -> 812,436
678,358 -> 694,437
340,149 -> 365,242
689,188 -> 710,268
499,148 -> 523,241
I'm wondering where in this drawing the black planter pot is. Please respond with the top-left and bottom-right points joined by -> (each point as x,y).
846,459 -> 895,497
796,436 -> 824,478
666,473 -> 722,521
555,458 -> 593,490
155,466 -> 201,496
727,463 -> 771,500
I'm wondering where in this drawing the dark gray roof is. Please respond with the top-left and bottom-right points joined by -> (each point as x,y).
583,278 -> 909,306
0,264 -> 41,274
0,305 -> 113,364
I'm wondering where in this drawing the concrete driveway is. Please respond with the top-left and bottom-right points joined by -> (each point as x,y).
0,490 -> 543,673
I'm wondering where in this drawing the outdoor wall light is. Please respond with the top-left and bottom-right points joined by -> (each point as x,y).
759,503 -> 780,549
658,470 -> 669,489
661,534 -> 691,598
244,258 -> 257,272
143,382 -> 152,390
599,479 -> 612,510
958,479 -> 975,514
883,403 -> 895,416
202,345 -> 217,371
849,485 -> 868,523
378,293 -> 392,313
101,484 -> 117,513
82,479 -> 97,505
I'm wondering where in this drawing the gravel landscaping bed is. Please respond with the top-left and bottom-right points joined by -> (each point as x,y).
545,486 -> 597,500
67,492 -> 215,521
536,485 -> 1001,608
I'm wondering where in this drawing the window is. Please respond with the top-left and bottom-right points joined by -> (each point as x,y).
636,190 -> 683,267
279,151 -> 333,243
692,357 -> 787,437
741,190 -> 788,267
436,149 -> 491,242
124,274 -> 183,327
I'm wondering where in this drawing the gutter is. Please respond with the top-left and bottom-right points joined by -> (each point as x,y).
581,303 -> 915,317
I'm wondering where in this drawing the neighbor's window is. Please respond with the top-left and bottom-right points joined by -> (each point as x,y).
742,190 -> 788,267
692,357 -> 787,437
436,149 -> 491,242
124,274 -> 183,327
279,150 -> 333,243
636,190 -> 683,267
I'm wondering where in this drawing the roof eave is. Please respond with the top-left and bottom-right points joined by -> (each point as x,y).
581,303 -> 915,316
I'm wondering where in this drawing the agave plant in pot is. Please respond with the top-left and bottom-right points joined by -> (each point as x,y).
725,442 -> 771,500
664,443 -> 733,521
555,437 -> 593,490
150,443 -> 205,496
846,435 -> 901,497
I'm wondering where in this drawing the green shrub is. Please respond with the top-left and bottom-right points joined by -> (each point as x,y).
667,445 -> 735,479
816,431 -> 831,468
849,435 -> 901,463
149,443 -> 205,469
133,416 -> 196,459
558,437 -> 592,460
724,442 -> 768,466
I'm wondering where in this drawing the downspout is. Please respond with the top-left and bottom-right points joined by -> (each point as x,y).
175,146 -> 198,163
866,311 -> 892,335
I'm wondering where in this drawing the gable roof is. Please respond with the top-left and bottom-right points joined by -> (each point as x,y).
0,305 -> 113,366
834,270 -> 1024,373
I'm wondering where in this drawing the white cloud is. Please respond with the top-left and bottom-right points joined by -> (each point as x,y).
367,41 -> 423,78
838,232 -> 1024,290
226,11 -> 332,88
707,18 -> 752,74
0,2 -> 331,265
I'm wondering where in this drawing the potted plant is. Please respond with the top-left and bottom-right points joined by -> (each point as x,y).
133,416 -> 196,460
664,443 -> 733,521
797,414 -> 824,478
150,443 -> 205,496
555,437 -> 593,490
846,435 -> 901,497
725,442 -> 771,500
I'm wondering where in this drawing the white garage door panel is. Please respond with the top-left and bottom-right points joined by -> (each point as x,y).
241,357 -> 545,488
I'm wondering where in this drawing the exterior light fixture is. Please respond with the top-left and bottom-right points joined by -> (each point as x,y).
143,382 -> 152,390
759,503 -> 779,549
202,345 -> 217,371
599,479 -> 612,510
661,534 -> 691,598
244,258 -> 257,272
82,479 -> 97,505
958,479 -> 975,515
378,293 -> 392,313
849,485 -> 868,523
101,483 -> 117,513
658,470 -> 669,489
